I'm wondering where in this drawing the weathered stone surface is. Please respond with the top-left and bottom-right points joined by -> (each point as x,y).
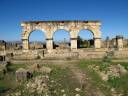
40,66 -> 52,74
16,68 -> 32,80
116,35 -> 123,50
21,21 -> 102,51
26,76 -> 49,94
0,63 -> 8,74
89,64 -> 127,81
28,63 -> 40,72
28,63 -> 52,74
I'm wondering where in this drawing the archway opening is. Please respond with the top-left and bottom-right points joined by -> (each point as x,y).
77,30 -> 94,48
28,30 -> 46,50
53,30 -> 71,49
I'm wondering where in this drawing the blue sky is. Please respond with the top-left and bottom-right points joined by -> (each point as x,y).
0,0 -> 128,42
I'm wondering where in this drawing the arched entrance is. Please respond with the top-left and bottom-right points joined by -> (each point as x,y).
28,30 -> 46,50
77,30 -> 94,48
53,30 -> 71,49
21,21 -> 102,52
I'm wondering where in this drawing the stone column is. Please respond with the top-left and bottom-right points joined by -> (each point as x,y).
116,35 -> 123,50
71,38 -> 77,50
94,38 -> 101,48
46,38 -> 53,53
112,38 -> 116,48
22,39 -> 29,51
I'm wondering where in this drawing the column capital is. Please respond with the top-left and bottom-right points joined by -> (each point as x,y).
71,38 -> 77,40
116,35 -> 123,39
46,38 -> 53,40
94,37 -> 101,39
22,39 -> 28,41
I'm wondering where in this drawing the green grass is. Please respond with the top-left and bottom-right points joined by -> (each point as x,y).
78,59 -> 128,96
48,65 -> 85,96
108,74 -> 128,95
78,59 -> 101,67
0,73 -> 18,96
1,64 -> 85,96
111,62 -> 128,70
0,64 -> 27,95
77,60 -> 112,96
7,64 -> 27,72
2,61 -> 128,96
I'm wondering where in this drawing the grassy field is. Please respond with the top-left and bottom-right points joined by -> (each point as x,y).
77,59 -> 128,96
0,63 -> 85,96
0,59 -> 128,96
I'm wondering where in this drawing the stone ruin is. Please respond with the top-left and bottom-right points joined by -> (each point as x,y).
0,20 -> 127,59
21,21 -> 102,52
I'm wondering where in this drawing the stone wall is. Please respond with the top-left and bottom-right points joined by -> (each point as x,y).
1,48 -> 128,60
113,50 -> 128,59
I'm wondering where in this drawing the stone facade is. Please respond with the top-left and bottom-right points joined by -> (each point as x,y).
21,21 -> 102,52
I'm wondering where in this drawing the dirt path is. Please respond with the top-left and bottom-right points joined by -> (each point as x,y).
49,61 -> 105,96
67,63 -> 105,96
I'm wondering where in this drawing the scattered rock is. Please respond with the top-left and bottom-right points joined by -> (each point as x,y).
89,64 -> 127,81
0,63 -> 8,74
75,94 -> 80,96
40,66 -> 52,74
16,68 -> 32,81
99,72 -> 109,81
61,89 -> 65,93
75,88 -> 81,92
6,92 -> 21,96
28,64 -> 52,74
28,63 -> 40,72
26,75 -> 49,95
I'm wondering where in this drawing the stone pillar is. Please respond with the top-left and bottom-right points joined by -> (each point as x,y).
94,38 -> 101,48
116,35 -> 123,50
71,38 -> 77,50
22,39 -> 29,51
46,38 -> 53,53
112,38 -> 117,48
106,41 -> 109,48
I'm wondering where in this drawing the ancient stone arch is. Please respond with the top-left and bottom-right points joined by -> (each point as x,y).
21,21 -> 101,51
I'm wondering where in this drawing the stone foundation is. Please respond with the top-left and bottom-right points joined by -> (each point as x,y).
1,48 -> 128,60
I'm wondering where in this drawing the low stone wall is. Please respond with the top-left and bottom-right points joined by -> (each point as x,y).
78,51 -> 106,59
44,52 -> 79,59
10,59 -> 77,65
114,50 -> 128,59
1,49 -> 128,60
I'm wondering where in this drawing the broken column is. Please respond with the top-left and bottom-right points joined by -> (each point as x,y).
116,35 -> 123,50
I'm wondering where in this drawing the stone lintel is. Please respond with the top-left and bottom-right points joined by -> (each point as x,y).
21,20 -> 101,26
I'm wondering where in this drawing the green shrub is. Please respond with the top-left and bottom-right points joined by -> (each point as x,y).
102,51 -> 114,63
102,55 -> 112,63
0,84 -> 8,93
99,62 -> 109,72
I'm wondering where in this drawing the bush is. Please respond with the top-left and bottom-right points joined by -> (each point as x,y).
99,62 -> 109,72
102,51 -> 114,63
102,55 -> 112,63
0,84 -> 8,93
